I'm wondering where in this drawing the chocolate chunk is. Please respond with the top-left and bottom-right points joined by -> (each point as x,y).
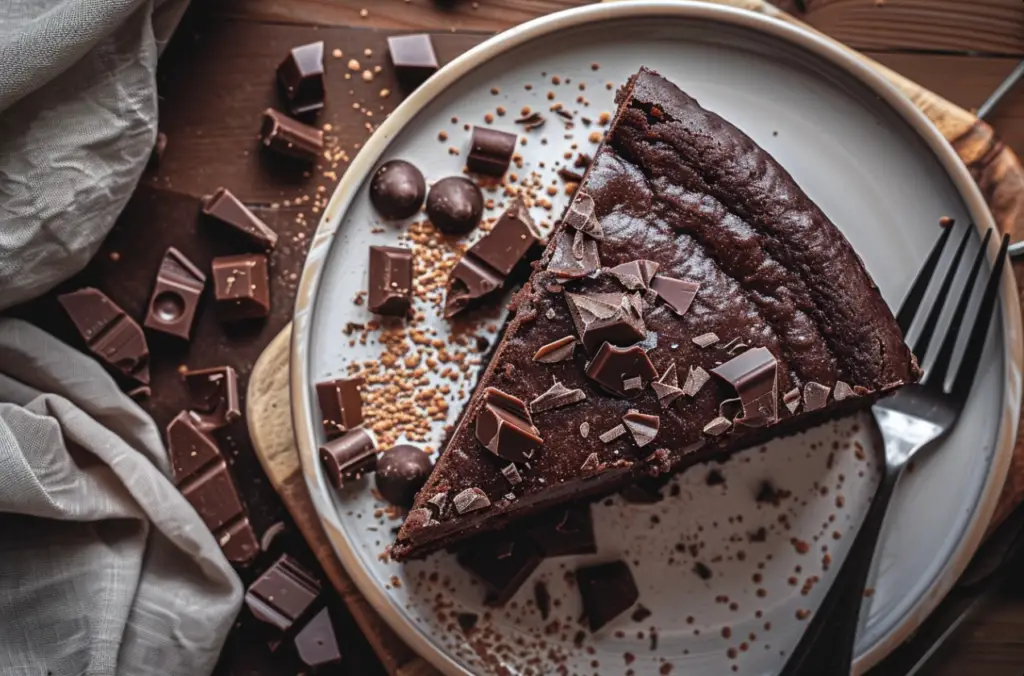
783,386 -> 801,413
526,504 -> 596,557
694,562 -> 713,580
534,581 -> 551,620
386,34 -> 439,91
632,604 -> 652,623
651,275 -> 699,316
711,347 -> 779,426
457,534 -> 542,606
315,377 -> 364,438
585,343 -> 657,397
375,444 -> 433,508
529,379 -> 586,414
833,380 -> 855,401
803,382 -> 830,411
453,487 -> 491,514
651,362 -> 683,406
426,491 -> 448,516
546,228 -> 600,280
218,519 -> 260,564
183,366 -> 241,432
369,159 -> 426,220
557,167 -> 584,183
580,452 -> 600,471
319,427 -> 378,489
167,410 -> 222,483
293,608 -> 342,669
443,256 -> 504,318
368,245 -> 413,317
515,112 -> 546,131
533,335 -> 577,363
682,365 -> 710,397
566,292 -> 645,353
599,424 -> 627,443
576,561 -> 639,632
426,176 -> 484,235
466,127 -> 517,176
403,508 -> 435,532
246,554 -> 320,631
456,612 -> 478,632
260,108 -> 324,162
58,287 -> 150,384
607,260 -> 659,291
562,192 -> 604,239
201,188 -> 278,250
622,411 -> 659,447
692,332 -> 719,348
144,247 -> 206,340
211,254 -> 270,321
277,41 -> 325,116
706,469 -> 725,486
475,387 -> 543,463
501,463 -> 522,486
703,416 -> 731,436
579,422 -> 591,438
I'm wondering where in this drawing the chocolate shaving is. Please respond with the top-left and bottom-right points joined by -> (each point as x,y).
562,192 -> 604,239
585,343 -> 658,397
475,387 -> 543,463
651,275 -> 699,316
530,379 -> 586,413
783,387 -> 801,413
599,424 -> 627,443
703,416 -> 732,436
501,464 -> 523,486
453,487 -> 491,514
622,376 -> 643,392
580,452 -> 601,471
682,366 -> 711,397
427,492 -> 448,515
404,508 -> 435,531
606,260 -> 659,291
566,291 -> 645,353
579,422 -> 591,438
833,381 -> 855,401
803,382 -> 830,411
622,411 -> 660,447
547,229 -> 600,279
558,167 -> 584,183
692,332 -> 719,348
711,347 -> 779,426
515,112 -> 546,131
651,362 -> 683,406
533,335 -> 577,363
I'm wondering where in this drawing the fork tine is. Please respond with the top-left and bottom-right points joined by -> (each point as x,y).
951,234 -> 1009,400
911,225 -> 973,362
897,225 -> 955,334
926,228 -> 994,387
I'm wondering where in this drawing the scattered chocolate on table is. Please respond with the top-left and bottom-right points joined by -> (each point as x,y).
319,427 -> 378,490
246,554 -> 321,632
293,607 -> 342,669
201,187 -> 279,250
374,444 -> 434,508
456,534 -> 543,606
144,247 -> 206,340
183,365 -> 241,432
368,159 -> 426,220
425,176 -> 484,235
58,287 -> 150,384
367,245 -> 413,317
386,34 -> 439,91
260,108 -> 324,162
315,377 -> 365,438
576,560 -> 639,632
466,127 -> 518,176
277,41 -> 325,117
211,253 -> 271,321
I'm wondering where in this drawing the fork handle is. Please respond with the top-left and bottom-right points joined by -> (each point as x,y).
781,461 -> 903,675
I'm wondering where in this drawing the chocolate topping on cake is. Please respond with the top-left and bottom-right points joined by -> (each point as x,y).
475,388 -> 543,462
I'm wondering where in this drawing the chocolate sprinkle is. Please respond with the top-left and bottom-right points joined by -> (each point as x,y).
783,386 -> 802,413
622,411 -> 660,447
453,487 -> 491,515
533,335 -> 577,363
703,416 -> 732,436
803,381 -> 831,411
403,508 -> 435,531
530,379 -> 586,413
427,492 -> 448,516
475,388 -> 543,462
692,332 -> 719,348
833,380 -> 855,401
501,463 -> 523,486
650,275 -> 699,316
599,424 -> 627,443
711,347 -> 779,425
682,365 -> 711,397
585,342 -> 658,397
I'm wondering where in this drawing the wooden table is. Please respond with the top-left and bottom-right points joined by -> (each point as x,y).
150,1 -> 1024,674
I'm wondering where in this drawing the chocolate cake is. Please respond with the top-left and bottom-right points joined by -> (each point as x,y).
391,67 -> 919,561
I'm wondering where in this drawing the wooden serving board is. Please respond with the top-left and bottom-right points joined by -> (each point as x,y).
245,2 -> 1024,675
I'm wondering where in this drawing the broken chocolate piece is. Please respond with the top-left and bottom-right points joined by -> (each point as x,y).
711,347 -> 779,425
783,387 -> 801,413
466,127 -> 517,176
386,34 -> 439,91
533,335 -> 577,363
599,424 -> 627,443
526,504 -> 596,557
529,379 -> 586,414
369,159 -> 427,220
201,187 -> 278,250
319,427 -> 377,489
375,444 -> 433,509
651,362 -> 683,406
515,112 -> 546,131
546,228 -> 600,280
803,381 -> 830,411
144,247 -> 206,340
183,366 -> 241,432
682,365 -> 710,397
622,411 -> 660,447
260,108 -> 324,162
293,608 -> 342,669
457,534 -> 542,606
651,275 -> 699,316
277,41 -> 325,116
576,561 -> 639,632
562,192 -> 604,239
58,287 -> 150,384
368,245 -> 413,317
692,332 -> 719,348
211,254 -> 270,321
167,410 -> 222,483
833,380 -> 855,401
443,256 -> 504,318
566,291 -> 646,353
246,554 -> 320,631
580,452 -> 600,472
703,416 -> 732,436
475,388 -> 543,463
607,260 -> 659,291
403,508 -> 434,532
501,463 -> 522,486
315,377 -> 364,438
453,487 -> 491,514
426,176 -> 484,235
585,342 -> 657,397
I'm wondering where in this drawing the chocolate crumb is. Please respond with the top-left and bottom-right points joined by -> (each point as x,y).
456,612 -> 478,632
705,469 -> 725,486
534,581 -> 551,620
694,562 -> 712,580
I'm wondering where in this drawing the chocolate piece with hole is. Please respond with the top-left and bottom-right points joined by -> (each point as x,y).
525,504 -> 595,557
293,608 -> 342,669
466,127 -> 517,176
368,245 -> 413,317
319,428 -> 377,489
585,343 -> 657,397
475,388 -> 543,463
651,275 -> 699,316
386,34 -> 439,91
315,377 -> 364,438
211,254 -> 270,321
260,108 -> 324,162
246,554 -> 321,631
566,292 -> 645,354
145,247 -> 206,340
456,534 -> 542,606
58,287 -> 150,384
375,444 -> 434,509
201,188 -> 278,250
576,560 -> 639,632
369,160 -> 426,220
277,41 -> 325,116
184,366 -> 240,432
711,347 -> 779,426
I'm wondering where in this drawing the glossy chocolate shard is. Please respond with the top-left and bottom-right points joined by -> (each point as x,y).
453,487 -> 491,514
833,380 -> 855,401
692,332 -> 719,348
277,41 -> 325,116
218,517 -> 259,564
246,554 -> 320,631
711,347 -> 779,426
576,560 -> 639,632
444,256 -> 504,318
470,198 -> 540,276
145,247 -> 206,340
566,291 -> 645,354
525,504 -> 596,557
211,254 -> 270,321
466,127 -> 518,176
532,335 -> 577,363
651,362 -> 683,406
58,287 -> 150,384
651,275 -> 699,316
386,34 -> 439,91
783,386 -> 802,413
293,608 -> 342,668
606,259 -> 659,291
260,108 -> 324,162
703,416 -> 732,436
546,228 -> 599,280
456,534 -> 542,606
681,365 -> 711,397
319,427 -> 377,489
529,379 -> 586,414
183,366 -> 241,432
315,377 -> 365,438
585,342 -> 658,397
622,411 -> 660,447
803,381 -> 830,411
167,410 -> 222,483
475,387 -> 543,463
368,245 -> 413,317
201,187 -> 278,250
562,192 -> 604,240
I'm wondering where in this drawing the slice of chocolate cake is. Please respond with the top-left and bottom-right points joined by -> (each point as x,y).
392,67 -> 919,561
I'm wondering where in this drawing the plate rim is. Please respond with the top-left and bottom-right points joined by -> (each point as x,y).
289,3 -> 1024,674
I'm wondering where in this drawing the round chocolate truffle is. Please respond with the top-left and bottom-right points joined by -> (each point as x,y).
425,176 -> 484,235
369,159 -> 426,220
375,444 -> 434,508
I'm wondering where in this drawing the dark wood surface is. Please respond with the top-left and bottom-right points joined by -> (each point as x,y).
12,1 -> 1024,675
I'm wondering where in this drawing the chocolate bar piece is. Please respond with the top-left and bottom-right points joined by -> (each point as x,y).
367,245 -> 413,317
456,533 -> 543,606
386,34 -> 438,91
315,377 -> 364,438
211,254 -> 271,321
58,287 -> 150,384
293,608 -> 342,668
576,560 -> 639,632
466,127 -> 517,176
319,427 -> 377,489
260,108 -> 324,162
201,187 -> 278,250
525,504 -> 596,558
166,411 -> 257,564
184,366 -> 241,432
246,554 -> 321,631
277,41 -> 325,116
144,247 -> 206,340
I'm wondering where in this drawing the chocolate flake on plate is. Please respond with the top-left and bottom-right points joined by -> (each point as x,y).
501,463 -> 523,486
547,228 -> 600,280
580,452 -> 600,472
475,388 -> 543,462
453,487 -> 491,515
566,291 -> 645,353
622,411 -> 659,447
682,365 -> 711,397
606,260 -> 659,291
530,379 -> 586,413
711,347 -> 779,426
585,343 -> 657,397
650,275 -> 699,316
703,416 -> 732,436
599,424 -> 627,443
533,335 -> 577,363
833,380 -> 855,401
783,386 -> 801,413
803,381 -> 831,411
562,191 -> 604,239
316,377 -> 364,438
576,560 -> 639,632
692,332 -> 719,348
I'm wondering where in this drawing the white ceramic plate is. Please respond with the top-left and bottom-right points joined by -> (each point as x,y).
290,3 -> 1023,675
